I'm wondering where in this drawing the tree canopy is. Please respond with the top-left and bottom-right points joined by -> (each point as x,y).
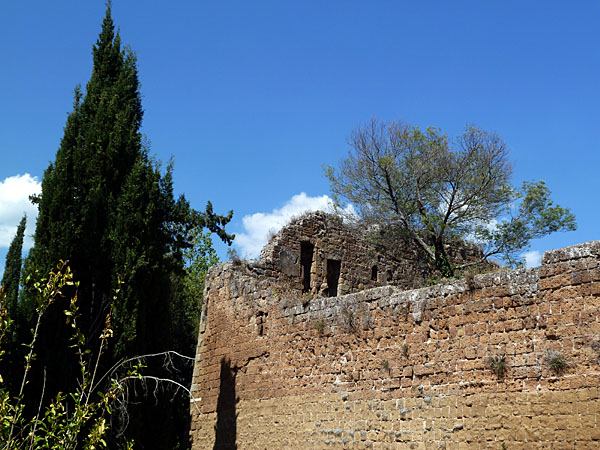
16,5 -> 232,447
1,216 -> 26,318
325,119 -> 576,277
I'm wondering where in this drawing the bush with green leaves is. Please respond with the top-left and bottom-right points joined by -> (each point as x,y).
0,262 -> 139,449
488,355 -> 508,379
1,262 -> 199,449
544,350 -> 568,375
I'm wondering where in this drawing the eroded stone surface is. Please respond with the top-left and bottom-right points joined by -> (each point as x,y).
191,214 -> 600,449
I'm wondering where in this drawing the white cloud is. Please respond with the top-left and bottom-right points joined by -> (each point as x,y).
235,192 -> 355,259
522,250 -> 541,268
0,174 -> 41,250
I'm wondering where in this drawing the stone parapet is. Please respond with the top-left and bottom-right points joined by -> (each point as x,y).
191,239 -> 600,448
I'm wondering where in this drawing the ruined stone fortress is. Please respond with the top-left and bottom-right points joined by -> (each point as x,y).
190,212 -> 600,449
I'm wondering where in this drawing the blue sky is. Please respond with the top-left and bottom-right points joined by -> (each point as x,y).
0,1 -> 598,271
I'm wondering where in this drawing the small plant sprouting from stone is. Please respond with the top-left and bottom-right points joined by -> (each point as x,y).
589,339 -> 600,364
381,359 -> 390,372
341,306 -> 359,333
465,271 -> 476,291
227,247 -> 242,265
544,350 -> 568,375
313,319 -> 326,336
488,355 -> 507,379
301,293 -> 313,307
266,228 -> 277,243
425,277 -> 439,287
401,343 -> 409,358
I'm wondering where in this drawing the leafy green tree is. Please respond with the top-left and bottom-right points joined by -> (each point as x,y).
177,228 -> 219,344
325,119 -> 576,277
1,215 -> 26,318
1,262 -> 122,450
183,229 -> 219,308
0,216 -> 27,391
19,5 -> 232,448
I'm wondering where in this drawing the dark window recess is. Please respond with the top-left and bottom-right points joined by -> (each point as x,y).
326,259 -> 341,297
371,265 -> 378,281
300,241 -> 314,293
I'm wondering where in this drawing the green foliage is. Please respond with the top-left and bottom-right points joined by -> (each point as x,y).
0,262 -> 136,449
325,119 -> 576,276
544,350 -> 568,375
401,343 -> 409,358
170,228 -> 220,357
381,359 -> 390,371
183,228 -> 219,305
1,216 -> 26,319
17,5 -> 232,448
425,277 -> 440,286
2,262 -> 199,449
488,355 -> 507,379
312,319 -> 326,336
473,180 -> 576,266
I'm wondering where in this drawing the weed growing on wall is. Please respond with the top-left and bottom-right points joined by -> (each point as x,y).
381,359 -> 390,372
313,319 -> 326,336
488,355 -> 507,379
402,343 -> 409,358
341,306 -> 359,333
465,271 -> 477,290
300,293 -> 313,307
544,350 -> 568,375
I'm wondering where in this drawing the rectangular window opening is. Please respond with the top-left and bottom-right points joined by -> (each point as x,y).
327,259 -> 341,297
300,241 -> 314,293
371,265 -> 378,281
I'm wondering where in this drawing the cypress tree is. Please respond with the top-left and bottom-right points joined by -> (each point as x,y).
22,5 -> 232,447
0,217 -> 28,397
1,215 -> 26,318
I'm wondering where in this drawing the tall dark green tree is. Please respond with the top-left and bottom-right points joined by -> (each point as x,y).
1,215 -> 26,318
21,5 -> 232,448
0,216 -> 27,392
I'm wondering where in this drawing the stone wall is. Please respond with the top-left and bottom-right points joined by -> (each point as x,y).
257,211 -> 432,296
190,240 -> 600,449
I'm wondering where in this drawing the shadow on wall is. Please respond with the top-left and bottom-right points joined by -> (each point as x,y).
213,358 -> 238,450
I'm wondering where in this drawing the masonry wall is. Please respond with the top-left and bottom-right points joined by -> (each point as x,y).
190,241 -> 600,449
257,211 -> 432,296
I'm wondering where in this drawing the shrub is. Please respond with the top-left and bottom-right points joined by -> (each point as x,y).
544,350 -> 568,375
227,248 -> 242,265
0,262 -> 122,449
340,306 -> 361,334
465,271 -> 476,290
488,355 -> 507,379
0,262 -> 196,449
313,319 -> 326,336
401,343 -> 409,358
381,359 -> 390,371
